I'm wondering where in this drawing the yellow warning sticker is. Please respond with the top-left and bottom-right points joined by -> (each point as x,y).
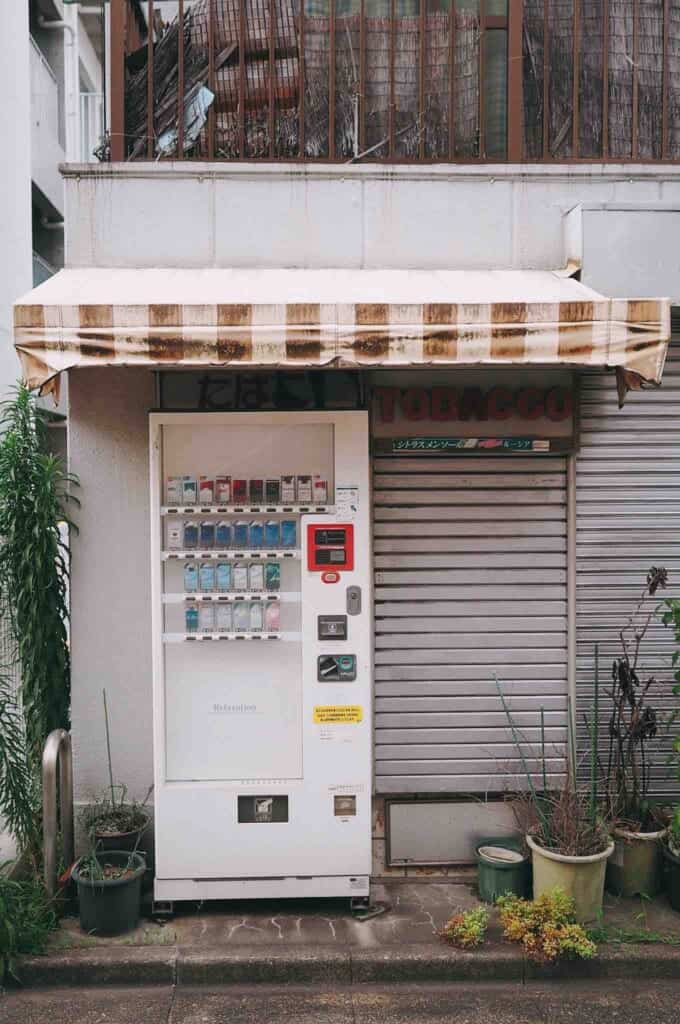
313,705 -> 363,725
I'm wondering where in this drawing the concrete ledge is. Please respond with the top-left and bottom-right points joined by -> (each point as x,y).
16,947 -> 177,988
177,945 -> 352,986
15,941 -> 680,988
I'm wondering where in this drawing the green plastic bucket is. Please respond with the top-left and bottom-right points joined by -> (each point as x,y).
662,842 -> 680,912
476,838 -> 530,903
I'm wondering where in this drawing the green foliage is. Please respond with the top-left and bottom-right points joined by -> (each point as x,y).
0,674 -> 37,851
497,888 -> 597,963
0,871 -> 57,984
0,385 -> 78,766
440,906 -> 489,949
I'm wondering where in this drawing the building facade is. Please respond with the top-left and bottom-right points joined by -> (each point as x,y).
12,0 -> 680,884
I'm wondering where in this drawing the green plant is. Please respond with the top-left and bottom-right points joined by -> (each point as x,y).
0,673 -> 37,852
0,384 -> 78,767
497,888 -> 597,963
604,567 -> 668,830
0,870 -> 57,984
440,906 -> 489,949
496,677 -> 611,857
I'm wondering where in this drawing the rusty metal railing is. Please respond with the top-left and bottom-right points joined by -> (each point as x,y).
42,729 -> 74,900
109,0 -> 680,164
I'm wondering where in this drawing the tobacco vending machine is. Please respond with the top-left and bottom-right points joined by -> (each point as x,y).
149,412 -> 371,903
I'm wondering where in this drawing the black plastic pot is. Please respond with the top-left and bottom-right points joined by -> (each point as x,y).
72,850 -> 146,935
94,822 -> 148,852
662,842 -> 680,912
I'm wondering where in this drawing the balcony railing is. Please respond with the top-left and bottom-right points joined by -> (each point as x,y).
111,0 -> 680,163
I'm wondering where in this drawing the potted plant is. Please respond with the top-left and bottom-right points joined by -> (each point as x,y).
80,689 -> 152,851
661,808 -> 680,911
603,568 -> 669,898
71,847 -> 147,935
498,681 -> 614,924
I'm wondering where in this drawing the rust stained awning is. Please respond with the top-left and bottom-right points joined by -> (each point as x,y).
13,268 -> 670,400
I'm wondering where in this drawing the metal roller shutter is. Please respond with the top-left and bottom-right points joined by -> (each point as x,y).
576,336 -> 680,802
373,455 -> 569,794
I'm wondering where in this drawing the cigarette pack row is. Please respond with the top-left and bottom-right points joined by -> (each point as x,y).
184,561 -> 280,593
166,474 -> 328,505
185,600 -> 280,633
167,519 -> 297,550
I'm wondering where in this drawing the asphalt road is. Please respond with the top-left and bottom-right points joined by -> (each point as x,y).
3,981 -> 680,1024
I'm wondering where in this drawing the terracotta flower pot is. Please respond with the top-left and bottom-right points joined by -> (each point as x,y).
526,834 -> 614,924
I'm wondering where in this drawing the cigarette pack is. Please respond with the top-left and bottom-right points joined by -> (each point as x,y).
249,601 -> 264,632
185,606 -> 199,632
166,477 -> 183,505
281,520 -> 297,548
199,521 -> 215,548
249,521 -> 264,548
265,600 -> 280,632
248,563 -> 264,591
215,475 -> 231,504
184,564 -> 199,592
216,562 -> 232,592
199,562 -> 215,592
199,477 -> 214,504
265,479 -> 281,504
233,521 -> 249,547
265,562 -> 281,591
183,521 -> 199,549
296,475 -> 312,503
281,475 -> 296,503
264,520 -> 280,548
313,475 -> 328,504
232,479 -> 248,504
166,517 -> 183,550
198,604 -> 215,632
215,603 -> 233,632
182,477 -> 198,505
233,563 -> 249,592
215,521 -> 231,548
249,479 -> 264,504
233,600 -> 250,632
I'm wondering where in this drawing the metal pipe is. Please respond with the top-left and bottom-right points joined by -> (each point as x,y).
42,729 -> 74,900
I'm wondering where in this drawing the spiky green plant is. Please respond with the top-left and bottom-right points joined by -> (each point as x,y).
0,673 -> 37,851
0,385 -> 78,768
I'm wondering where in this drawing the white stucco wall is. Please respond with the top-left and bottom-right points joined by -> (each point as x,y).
69,367 -> 155,805
0,2 -> 31,393
63,163 -> 680,281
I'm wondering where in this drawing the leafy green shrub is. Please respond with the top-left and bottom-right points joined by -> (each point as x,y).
497,888 -> 597,963
0,384 -> 77,767
441,906 -> 489,949
0,673 -> 37,851
0,872 -> 56,984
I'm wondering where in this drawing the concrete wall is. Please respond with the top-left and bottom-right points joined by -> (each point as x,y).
64,163 -> 680,285
0,2 -> 31,392
69,367 -> 155,806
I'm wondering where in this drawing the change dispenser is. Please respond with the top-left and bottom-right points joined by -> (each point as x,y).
150,411 -> 371,904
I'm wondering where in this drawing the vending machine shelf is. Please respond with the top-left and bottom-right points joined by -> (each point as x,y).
161,505 -> 334,516
163,592 -> 295,603
162,550 -> 300,561
163,631 -> 300,643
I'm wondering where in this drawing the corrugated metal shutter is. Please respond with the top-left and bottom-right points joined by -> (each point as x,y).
373,455 -> 569,794
576,336 -> 680,802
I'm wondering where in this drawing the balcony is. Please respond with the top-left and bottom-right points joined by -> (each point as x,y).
109,0 -> 680,164
30,36 -> 66,207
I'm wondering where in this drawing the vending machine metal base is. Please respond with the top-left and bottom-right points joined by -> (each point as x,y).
150,412 -> 371,903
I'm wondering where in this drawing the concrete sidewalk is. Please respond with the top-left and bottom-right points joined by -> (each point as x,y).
15,879 -> 680,987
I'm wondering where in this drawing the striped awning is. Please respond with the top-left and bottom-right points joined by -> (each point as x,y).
13,268 -> 670,401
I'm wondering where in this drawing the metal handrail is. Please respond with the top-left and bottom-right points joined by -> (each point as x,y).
42,729 -> 74,899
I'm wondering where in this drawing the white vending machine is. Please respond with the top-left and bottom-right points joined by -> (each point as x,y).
149,411 -> 371,903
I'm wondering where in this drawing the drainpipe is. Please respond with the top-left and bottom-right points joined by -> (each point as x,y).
39,12 -> 80,161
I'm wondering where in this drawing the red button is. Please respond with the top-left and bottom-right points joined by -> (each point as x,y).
321,571 -> 341,584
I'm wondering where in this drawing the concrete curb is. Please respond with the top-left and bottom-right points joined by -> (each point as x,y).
15,941 -> 680,988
